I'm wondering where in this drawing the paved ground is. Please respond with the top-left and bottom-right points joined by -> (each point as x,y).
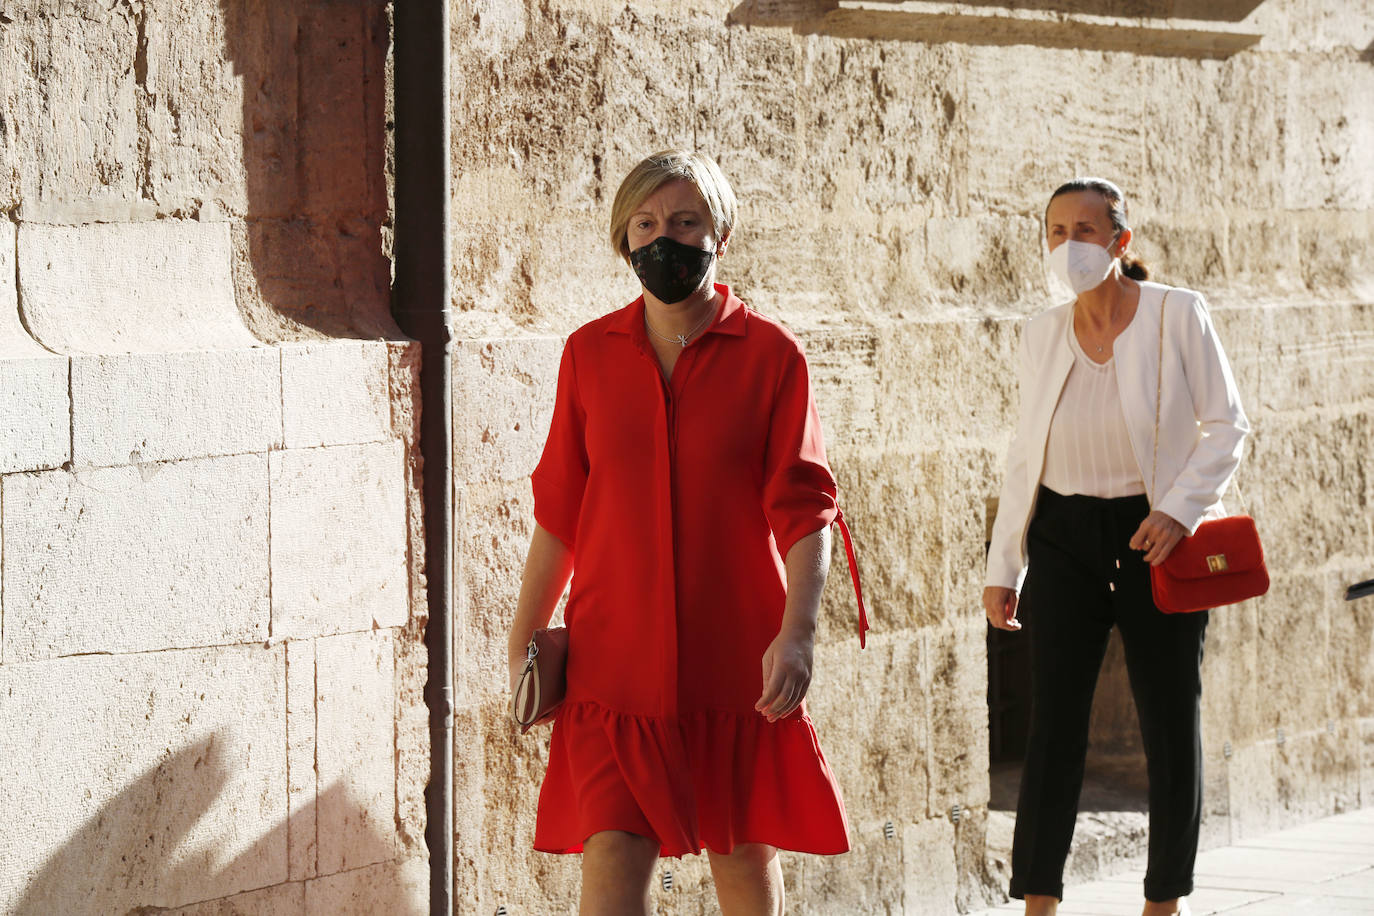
969,807 -> 1374,915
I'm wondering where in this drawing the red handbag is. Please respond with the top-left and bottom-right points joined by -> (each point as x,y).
1150,515 -> 1269,613
1147,291 -> 1269,614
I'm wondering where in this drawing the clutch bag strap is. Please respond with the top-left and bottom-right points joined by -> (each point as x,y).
834,509 -> 870,649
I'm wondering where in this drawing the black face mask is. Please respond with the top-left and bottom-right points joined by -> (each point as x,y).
629,236 -> 715,304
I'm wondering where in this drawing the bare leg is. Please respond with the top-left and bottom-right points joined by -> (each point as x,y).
579,830 -> 658,916
708,843 -> 784,916
1143,898 -> 1189,916
1024,893 -> 1058,915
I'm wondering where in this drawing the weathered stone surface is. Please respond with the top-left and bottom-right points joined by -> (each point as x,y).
809,634 -> 930,832
1257,575 -> 1334,732
1,455 -> 270,661
281,341 -> 391,449
452,701 -> 580,915
926,621 -> 993,816
0,645 -> 286,914
902,817 -> 958,916
452,336 -> 563,485
166,882 -> 306,916
315,630 -> 397,875
17,221 -> 259,353
453,480 -> 541,710
286,639 -> 318,882
0,7 -> 141,212
0,221 -> 39,356
303,856 -> 427,916
0,356 -> 69,474
71,348 -> 282,467
0,222 -> 69,473
1362,718 -> 1374,806
1240,302 -> 1374,414
1228,737 -> 1282,841
1248,410 -> 1374,575
269,442 -> 408,640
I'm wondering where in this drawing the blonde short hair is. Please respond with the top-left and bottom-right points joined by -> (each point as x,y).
608,149 -> 738,263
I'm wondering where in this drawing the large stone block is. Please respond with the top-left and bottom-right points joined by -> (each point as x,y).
1,455 -> 270,662
1248,410 -> 1373,574
304,857 -> 427,916
452,336 -> 563,486
454,480 -> 539,710
0,9 -> 140,211
807,635 -> 930,829
1201,598 -> 1263,747
1283,57 -> 1374,212
286,639 -> 318,882
902,817 -> 958,916
165,882 -> 305,916
926,621 -> 993,817
1256,575 -> 1333,735
0,221 -> 69,473
0,356 -> 69,474
1227,737 -> 1282,841
315,630 -> 397,875
0,645 -> 286,914
1244,302 -> 1374,414
71,348 -> 282,467
17,221 -> 258,354
281,341 -> 391,449
269,442 -> 408,640
135,0 -> 252,215
787,827 -> 905,915
451,701 -> 580,915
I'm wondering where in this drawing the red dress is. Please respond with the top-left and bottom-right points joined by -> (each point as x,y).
532,284 -> 859,857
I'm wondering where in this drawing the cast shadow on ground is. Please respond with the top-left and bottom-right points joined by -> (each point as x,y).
217,0 -> 397,341
12,733 -> 420,916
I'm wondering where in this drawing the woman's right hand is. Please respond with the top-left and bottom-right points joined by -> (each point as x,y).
983,586 -> 1021,631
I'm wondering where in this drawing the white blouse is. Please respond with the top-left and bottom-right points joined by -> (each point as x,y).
1039,314 -> 1147,499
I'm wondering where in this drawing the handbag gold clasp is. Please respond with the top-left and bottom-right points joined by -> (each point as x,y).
1207,554 -> 1229,573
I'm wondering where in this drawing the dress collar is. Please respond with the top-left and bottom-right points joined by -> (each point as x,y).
605,283 -> 748,340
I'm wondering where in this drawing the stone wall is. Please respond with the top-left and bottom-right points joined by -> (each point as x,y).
0,2 -> 427,914
449,0 -> 1374,912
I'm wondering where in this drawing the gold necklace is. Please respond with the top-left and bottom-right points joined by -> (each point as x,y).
645,301 -> 716,348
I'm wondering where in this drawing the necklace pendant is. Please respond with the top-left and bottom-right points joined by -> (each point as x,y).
677,335 -> 689,347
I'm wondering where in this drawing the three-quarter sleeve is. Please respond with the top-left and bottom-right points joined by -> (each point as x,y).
762,341 -> 838,560
532,339 -> 589,548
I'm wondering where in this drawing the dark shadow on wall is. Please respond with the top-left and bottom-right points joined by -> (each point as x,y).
846,0 -> 1267,21
13,734 -> 421,915
218,0 -> 398,341
728,0 -> 1266,59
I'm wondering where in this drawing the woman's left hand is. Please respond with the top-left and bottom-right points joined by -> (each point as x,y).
756,627 -> 814,723
1129,510 -> 1188,565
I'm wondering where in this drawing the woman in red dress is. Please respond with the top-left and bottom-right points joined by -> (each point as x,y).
506,149 -> 865,915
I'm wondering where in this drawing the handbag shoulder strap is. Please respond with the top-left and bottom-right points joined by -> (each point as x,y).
1150,288 -> 1171,503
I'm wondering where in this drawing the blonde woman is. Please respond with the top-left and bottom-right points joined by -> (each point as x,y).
507,149 -> 865,915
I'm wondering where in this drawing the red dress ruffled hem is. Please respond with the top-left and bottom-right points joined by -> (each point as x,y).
534,700 -> 852,858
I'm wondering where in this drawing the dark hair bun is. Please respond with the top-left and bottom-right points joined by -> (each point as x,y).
1120,253 -> 1149,281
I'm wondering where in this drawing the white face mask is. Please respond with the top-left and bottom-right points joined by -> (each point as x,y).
1048,237 -> 1119,294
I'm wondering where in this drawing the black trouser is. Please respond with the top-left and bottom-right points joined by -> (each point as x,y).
1009,486 -> 1207,904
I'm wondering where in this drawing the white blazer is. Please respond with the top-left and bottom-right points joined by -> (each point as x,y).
985,281 -> 1250,591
